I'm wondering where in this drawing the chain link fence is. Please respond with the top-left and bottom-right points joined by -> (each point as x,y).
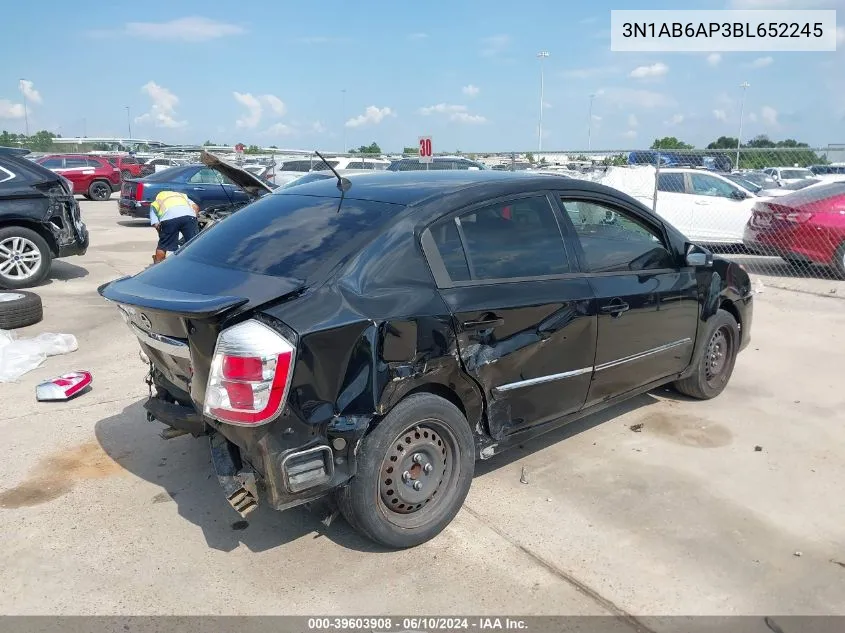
472,147 -> 845,298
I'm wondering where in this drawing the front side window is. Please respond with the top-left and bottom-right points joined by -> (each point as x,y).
690,173 -> 740,198
40,158 -> 63,169
560,199 -> 675,273
430,196 -> 570,282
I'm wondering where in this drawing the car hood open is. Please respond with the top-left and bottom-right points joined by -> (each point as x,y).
200,150 -> 275,199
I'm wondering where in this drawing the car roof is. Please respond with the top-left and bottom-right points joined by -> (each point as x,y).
273,170 -> 612,207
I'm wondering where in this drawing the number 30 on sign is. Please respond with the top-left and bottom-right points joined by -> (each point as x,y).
418,136 -> 433,163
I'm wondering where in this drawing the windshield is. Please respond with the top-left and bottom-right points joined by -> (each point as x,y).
180,193 -> 402,279
278,172 -> 333,190
781,169 -> 813,180
740,172 -> 777,188
725,174 -> 761,193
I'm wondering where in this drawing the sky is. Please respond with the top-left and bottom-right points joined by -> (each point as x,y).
1,0 -> 844,152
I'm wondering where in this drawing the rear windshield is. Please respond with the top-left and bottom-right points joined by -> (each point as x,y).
180,193 -> 402,279
780,182 -> 845,205
142,165 -> 193,182
780,169 -> 812,179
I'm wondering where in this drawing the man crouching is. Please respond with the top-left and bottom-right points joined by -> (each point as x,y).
150,190 -> 200,264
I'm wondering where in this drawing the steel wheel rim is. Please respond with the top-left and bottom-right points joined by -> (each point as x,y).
0,237 -> 42,280
377,419 -> 461,530
705,327 -> 731,383
92,183 -> 109,199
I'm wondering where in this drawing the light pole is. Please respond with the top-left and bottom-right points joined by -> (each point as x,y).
341,89 -> 347,153
736,81 -> 750,169
125,106 -> 132,140
19,79 -> 29,138
587,93 -> 596,152
537,51 -> 549,154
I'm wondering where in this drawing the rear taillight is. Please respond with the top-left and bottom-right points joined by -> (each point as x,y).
204,320 -> 295,426
784,212 -> 813,223
135,182 -> 144,200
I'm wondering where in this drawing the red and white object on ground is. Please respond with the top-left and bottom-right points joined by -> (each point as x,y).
35,371 -> 93,401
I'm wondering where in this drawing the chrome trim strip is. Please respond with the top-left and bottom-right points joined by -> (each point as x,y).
493,366 -> 594,394
595,338 -> 692,372
128,323 -> 191,359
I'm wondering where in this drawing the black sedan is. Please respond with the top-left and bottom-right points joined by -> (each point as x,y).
99,171 -> 753,548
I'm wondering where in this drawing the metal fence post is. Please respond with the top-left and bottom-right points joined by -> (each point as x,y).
652,152 -> 660,213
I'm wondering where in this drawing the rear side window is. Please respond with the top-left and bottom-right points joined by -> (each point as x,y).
65,157 -> 89,168
430,196 -> 570,282
181,193 -> 401,278
40,158 -> 63,168
87,158 -> 104,168
106,158 -> 117,166
657,173 -> 684,193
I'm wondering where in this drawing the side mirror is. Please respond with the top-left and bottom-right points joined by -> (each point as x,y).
730,189 -> 747,200
686,244 -> 713,267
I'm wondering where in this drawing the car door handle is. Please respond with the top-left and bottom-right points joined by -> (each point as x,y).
694,200 -> 711,205
192,187 -> 206,191
600,301 -> 630,316
462,317 -> 504,330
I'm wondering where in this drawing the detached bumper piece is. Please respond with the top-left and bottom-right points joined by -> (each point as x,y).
210,432 -> 259,517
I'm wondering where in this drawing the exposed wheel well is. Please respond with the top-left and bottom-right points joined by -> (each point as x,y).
0,220 -> 58,256
402,383 -> 469,422
719,298 -> 741,334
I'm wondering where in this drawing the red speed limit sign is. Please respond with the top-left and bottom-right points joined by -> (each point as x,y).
418,136 -> 433,163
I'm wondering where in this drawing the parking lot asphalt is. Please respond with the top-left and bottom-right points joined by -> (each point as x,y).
1,197 -> 844,618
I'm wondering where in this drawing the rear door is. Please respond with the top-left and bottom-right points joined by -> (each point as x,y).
187,167 -> 231,209
687,172 -> 754,243
421,192 -> 597,439
556,193 -> 699,406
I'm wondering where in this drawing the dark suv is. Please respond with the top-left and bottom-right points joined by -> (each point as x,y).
100,171 -> 752,548
0,147 -> 89,288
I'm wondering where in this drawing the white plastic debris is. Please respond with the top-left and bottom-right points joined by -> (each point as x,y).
0,330 -> 78,383
751,279 -> 765,296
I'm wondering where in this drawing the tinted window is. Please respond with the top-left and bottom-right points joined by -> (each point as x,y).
143,166 -> 192,182
281,160 -> 313,172
690,174 -> 739,198
106,158 -> 117,166
311,160 -> 339,171
181,193 -> 400,278
657,173 -> 685,193
429,219 -> 470,281
452,196 -> 570,281
123,157 -> 137,165
87,158 -> 104,168
40,158 -> 63,168
65,157 -> 89,168
781,169 -> 813,180
189,168 -> 223,184
346,162 -> 367,169
561,199 -> 674,273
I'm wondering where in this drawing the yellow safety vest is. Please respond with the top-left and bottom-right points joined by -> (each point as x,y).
151,191 -> 193,220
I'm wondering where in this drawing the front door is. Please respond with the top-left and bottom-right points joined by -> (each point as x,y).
686,172 -> 754,244
422,193 -> 597,439
557,194 -> 699,407
654,171 -> 694,237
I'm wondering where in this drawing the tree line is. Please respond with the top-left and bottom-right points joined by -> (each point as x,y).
649,135 -> 824,168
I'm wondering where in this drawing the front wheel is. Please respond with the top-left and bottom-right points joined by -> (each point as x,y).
88,180 -> 111,201
674,309 -> 739,400
335,393 -> 475,548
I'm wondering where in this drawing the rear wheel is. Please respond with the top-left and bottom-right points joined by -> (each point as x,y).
783,257 -> 811,270
674,309 -> 739,400
0,227 -> 52,289
335,393 -> 475,548
88,180 -> 111,201
833,243 -> 845,279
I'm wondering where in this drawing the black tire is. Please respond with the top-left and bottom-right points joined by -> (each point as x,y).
674,309 -> 739,400
0,290 -> 43,329
0,226 -> 52,289
783,257 -> 811,270
88,180 -> 111,201
832,242 -> 845,279
335,393 -> 475,548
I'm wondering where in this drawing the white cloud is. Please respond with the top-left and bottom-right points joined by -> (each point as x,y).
623,130 -> 638,139
451,112 -> 487,124
665,113 -> 685,126
408,32 -> 428,41
419,103 -> 467,115
706,53 -> 722,67
627,114 -> 639,128
462,84 -> 480,97
345,105 -> 394,128
713,109 -> 728,122
135,81 -> 185,128
629,62 -> 669,79
311,121 -> 326,134
601,87 -> 676,109
18,80 -> 42,105
124,16 -> 245,42
748,56 -> 773,69
561,66 -> 618,79
233,92 -> 286,128
0,100 -> 25,119
761,106 -> 778,126
266,122 -> 295,136
479,34 -> 510,57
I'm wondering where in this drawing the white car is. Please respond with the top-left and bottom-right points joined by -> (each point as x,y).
312,156 -> 390,171
763,167 -> 815,186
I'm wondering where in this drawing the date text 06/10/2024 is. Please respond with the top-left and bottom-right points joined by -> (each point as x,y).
306,617 -> 529,631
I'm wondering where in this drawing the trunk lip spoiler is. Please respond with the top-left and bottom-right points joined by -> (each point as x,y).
97,277 -> 248,319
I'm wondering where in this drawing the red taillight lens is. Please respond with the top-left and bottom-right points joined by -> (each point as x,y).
204,320 -> 295,426
135,182 -> 144,200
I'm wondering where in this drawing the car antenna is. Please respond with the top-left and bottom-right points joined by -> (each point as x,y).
314,150 -> 351,192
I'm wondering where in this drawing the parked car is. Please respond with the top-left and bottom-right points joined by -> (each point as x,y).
762,167 -> 815,186
277,169 -> 375,190
99,155 -> 144,181
118,162 -> 269,220
743,181 -> 845,277
139,157 -> 187,177
311,156 -> 390,171
0,147 -> 89,288
36,154 -> 121,201
733,170 -> 779,190
723,173 -> 790,197
387,156 -> 486,171
808,164 -> 845,177
99,170 -> 753,548
628,151 -> 732,172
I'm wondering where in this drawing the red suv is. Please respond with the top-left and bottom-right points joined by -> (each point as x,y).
36,154 -> 121,201
743,182 -> 845,277
98,155 -> 144,181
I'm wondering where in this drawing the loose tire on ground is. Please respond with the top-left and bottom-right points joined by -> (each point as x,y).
0,226 -> 52,289
674,308 -> 739,400
0,290 -> 43,329
335,393 -> 475,549
88,180 -> 111,201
